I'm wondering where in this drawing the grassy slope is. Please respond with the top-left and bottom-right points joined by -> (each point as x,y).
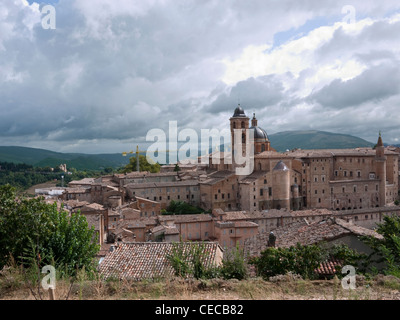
1,273 -> 400,300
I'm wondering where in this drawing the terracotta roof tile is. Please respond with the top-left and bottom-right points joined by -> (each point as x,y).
98,242 -> 222,280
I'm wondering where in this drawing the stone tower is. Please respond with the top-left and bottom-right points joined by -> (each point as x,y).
272,160 -> 291,210
375,132 -> 387,207
230,104 -> 250,162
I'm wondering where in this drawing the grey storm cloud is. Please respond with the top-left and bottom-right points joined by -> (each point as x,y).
2,0 -> 400,152
204,75 -> 286,114
309,63 -> 400,109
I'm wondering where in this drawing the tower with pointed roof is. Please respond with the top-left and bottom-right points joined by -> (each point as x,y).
375,132 -> 387,206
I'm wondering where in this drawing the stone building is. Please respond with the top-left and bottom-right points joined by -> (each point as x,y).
199,106 -> 399,213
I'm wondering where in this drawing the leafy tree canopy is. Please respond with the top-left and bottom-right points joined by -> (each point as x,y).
162,200 -> 205,215
121,155 -> 160,173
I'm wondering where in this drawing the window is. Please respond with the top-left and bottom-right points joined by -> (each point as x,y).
260,189 -> 263,196
369,173 -> 376,179
215,194 -> 217,200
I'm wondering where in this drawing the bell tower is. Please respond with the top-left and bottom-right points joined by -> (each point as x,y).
375,132 -> 386,207
230,104 -> 249,160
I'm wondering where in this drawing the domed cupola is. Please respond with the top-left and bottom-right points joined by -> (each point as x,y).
249,113 -> 271,153
232,104 -> 247,118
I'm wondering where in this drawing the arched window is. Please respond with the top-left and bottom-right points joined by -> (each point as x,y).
233,122 -> 236,129
261,144 -> 265,152
241,121 -> 245,129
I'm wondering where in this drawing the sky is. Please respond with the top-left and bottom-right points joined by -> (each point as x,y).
1,0 -> 400,154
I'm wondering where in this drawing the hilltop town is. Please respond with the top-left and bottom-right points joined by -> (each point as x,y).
36,105 -> 400,280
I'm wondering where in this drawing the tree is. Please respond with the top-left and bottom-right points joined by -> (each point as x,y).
122,155 -> 160,173
0,185 -> 100,276
174,163 -> 181,172
249,243 -> 328,280
361,215 -> 400,276
162,200 -> 204,215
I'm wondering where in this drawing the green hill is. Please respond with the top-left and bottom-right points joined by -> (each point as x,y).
268,130 -> 374,152
0,146 -> 131,171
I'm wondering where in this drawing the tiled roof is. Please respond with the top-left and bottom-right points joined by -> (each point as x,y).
126,180 -> 199,189
286,148 -> 398,158
98,242 -> 222,280
68,178 -> 96,185
82,203 -> 106,211
222,211 -> 250,221
243,217 -> 383,258
200,171 -> 235,185
160,214 -> 213,224
152,224 -> 180,235
316,259 -> 343,276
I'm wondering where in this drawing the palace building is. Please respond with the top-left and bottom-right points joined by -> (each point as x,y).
200,105 -> 399,213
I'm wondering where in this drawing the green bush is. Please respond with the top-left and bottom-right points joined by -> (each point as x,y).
0,185 -> 100,277
249,243 -> 327,280
220,244 -> 248,280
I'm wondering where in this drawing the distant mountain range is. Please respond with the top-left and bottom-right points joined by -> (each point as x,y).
268,130 -> 375,152
0,130 -> 376,170
0,146 -> 132,171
